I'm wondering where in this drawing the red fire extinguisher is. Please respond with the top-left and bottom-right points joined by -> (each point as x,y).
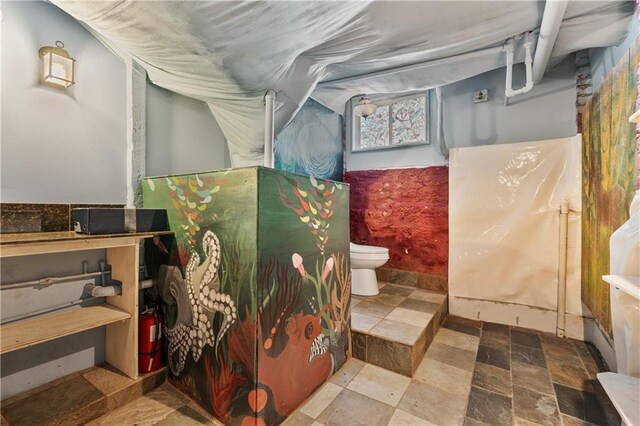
139,307 -> 163,374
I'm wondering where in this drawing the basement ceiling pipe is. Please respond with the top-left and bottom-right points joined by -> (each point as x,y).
264,90 -> 276,168
533,0 -> 569,84
504,0 -> 568,98
435,87 -> 449,160
504,34 -> 534,97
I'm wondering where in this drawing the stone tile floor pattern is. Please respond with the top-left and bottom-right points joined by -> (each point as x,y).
35,316 -> 616,426
351,283 -> 447,337
287,316 -> 619,426
86,383 -> 223,425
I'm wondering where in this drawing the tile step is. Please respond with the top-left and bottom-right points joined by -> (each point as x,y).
350,283 -> 448,377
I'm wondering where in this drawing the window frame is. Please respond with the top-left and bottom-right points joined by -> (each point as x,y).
351,92 -> 430,153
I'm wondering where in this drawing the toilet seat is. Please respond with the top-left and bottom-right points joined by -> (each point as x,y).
351,252 -> 389,263
350,243 -> 389,255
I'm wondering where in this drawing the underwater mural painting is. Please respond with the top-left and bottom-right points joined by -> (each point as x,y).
582,38 -> 639,335
142,167 -> 350,425
274,98 -> 344,182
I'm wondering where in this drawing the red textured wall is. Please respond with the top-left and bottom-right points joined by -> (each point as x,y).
345,167 -> 448,276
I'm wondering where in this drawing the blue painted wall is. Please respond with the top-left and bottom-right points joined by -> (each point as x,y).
275,98 -> 343,181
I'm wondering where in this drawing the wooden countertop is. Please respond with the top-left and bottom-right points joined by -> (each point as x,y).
0,230 -> 173,245
0,231 -> 174,258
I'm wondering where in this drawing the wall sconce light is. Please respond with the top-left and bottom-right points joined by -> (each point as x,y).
353,96 -> 378,119
38,41 -> 75,89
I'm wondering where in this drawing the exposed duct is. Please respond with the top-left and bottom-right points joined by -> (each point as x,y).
533,0 -> 570,84
504,0 -> 570,98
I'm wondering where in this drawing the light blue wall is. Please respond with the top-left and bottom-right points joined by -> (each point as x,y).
346,56 -> 578,171
1,0 -> 126,203
146,82 -> 230,176
590,16 -> 639,92
442,56 -> 577,148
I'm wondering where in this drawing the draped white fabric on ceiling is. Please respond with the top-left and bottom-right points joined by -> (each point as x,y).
52,1 -> 636,166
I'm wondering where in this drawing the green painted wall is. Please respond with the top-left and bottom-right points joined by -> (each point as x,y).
582,37 -> 639,335
142,167 -> 350,425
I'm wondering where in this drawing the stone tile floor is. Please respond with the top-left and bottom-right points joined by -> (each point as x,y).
287,316 -> 618,426
1,364 -> 167,425
86,383 -> 223,425
34,316 -> 615,426
351,283 -> 448,376
351,283 -> 447,335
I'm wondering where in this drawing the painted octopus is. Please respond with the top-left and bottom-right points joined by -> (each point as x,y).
158,231 -> 237,375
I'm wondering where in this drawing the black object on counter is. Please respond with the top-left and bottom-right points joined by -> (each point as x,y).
72,208 -> 168,234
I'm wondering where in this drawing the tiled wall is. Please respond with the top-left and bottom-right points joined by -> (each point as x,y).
376,268 -> 447,294
0,203 -> 124,233
581,38 -> 640,335
345,167 -> 449,289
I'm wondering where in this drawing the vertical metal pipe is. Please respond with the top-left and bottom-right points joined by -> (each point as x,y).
98,260 -> 106,285
557,201 -> 570,337
263,90 -> 276,168
504,39 -> 515,97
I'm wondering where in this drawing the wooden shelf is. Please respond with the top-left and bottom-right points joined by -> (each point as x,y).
1,304 -> 131,354
0,232 -> 167,378
0,231 -> 173,258
630,110 -> 640,123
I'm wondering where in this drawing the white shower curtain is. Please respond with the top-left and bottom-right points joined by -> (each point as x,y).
448,135 -> 583,336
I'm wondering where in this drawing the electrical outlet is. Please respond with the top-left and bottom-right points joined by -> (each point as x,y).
474,89 -> 489,103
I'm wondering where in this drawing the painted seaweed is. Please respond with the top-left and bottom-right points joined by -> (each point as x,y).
143,167 -> 350,425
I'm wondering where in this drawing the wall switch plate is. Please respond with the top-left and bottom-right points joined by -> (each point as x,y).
474,89 -> 489,103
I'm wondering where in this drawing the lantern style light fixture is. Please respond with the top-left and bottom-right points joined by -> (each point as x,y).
38,41 -> 75,89
353,96 -> 378,119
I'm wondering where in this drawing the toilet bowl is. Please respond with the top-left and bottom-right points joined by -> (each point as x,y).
350,242 -> 389,296
598,190 -> 640,426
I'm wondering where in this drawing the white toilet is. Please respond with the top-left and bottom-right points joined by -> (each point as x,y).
350,242 -> 389,296
598,190 -> 640,426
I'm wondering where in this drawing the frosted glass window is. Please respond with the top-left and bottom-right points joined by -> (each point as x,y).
354,93 -> 429,152
359,105 -> 389,149
391,97 -> 426,145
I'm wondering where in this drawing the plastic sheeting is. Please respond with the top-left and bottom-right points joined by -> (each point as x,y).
51,1 -> 635,166
449,136 -> 582,316
608,190 -> 640,376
